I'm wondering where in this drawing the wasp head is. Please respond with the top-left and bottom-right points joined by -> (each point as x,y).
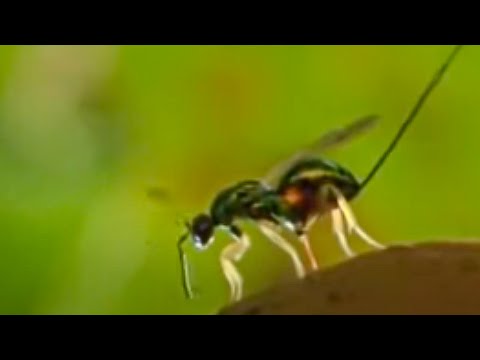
189,213 -> 214,250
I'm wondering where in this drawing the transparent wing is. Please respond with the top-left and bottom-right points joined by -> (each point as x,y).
262,114 -> 379,187
146,186 -> 171,203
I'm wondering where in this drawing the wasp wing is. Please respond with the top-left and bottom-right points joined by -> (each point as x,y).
146,186 -> 172,203
262,114 -> 379,187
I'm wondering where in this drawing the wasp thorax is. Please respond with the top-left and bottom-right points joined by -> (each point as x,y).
191,213 -> 214,249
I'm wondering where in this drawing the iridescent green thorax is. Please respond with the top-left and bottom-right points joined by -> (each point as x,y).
210,180 -> 279,226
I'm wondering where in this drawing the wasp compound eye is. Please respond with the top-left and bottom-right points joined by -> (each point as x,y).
192,214 -> 214,248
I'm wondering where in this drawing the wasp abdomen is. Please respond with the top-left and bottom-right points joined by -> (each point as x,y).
277,159 -> 361,226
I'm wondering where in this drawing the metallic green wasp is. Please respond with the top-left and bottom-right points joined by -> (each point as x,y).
172,115 -> 378,302
153,45 -> 463,304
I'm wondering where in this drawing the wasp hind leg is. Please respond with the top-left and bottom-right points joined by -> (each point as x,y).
330,186 -> 385,251
256,220 -> 306,278
219,227 -> 251,303
331,207 -> 356,257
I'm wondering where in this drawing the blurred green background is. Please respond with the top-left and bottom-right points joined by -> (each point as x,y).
0,45 -> 477,314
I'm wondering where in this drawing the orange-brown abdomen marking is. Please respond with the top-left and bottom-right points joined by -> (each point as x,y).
283,186 -> 306,207
280,182 -> 319,222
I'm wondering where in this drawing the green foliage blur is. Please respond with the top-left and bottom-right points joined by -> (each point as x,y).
0,45 -> 477,314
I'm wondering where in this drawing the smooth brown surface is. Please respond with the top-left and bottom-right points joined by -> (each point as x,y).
218,241 -> 480,315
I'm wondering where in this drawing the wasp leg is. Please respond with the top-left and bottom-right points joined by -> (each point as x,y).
257,221 -> 306,278
330,186 -> 385,250
219,231 -> 251,302
298,233 -> 319,271
331,207 -> 356,257
300,215 -> 320,271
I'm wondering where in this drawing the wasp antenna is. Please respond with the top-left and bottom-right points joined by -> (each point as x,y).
359,45 -> 463,192
178,232 -> 195,299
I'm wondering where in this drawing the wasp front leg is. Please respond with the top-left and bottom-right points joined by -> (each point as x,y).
219,226 -> 251,303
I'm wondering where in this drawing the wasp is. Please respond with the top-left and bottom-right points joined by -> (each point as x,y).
152,45 -> 463,303
167,116 -> 379,302
170,118 -> 379,302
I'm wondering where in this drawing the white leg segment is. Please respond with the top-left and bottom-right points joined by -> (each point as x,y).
257,221 -> 306,278
219,233 -> 251,302
333,188 -> 385,250
331,208 -> 356,257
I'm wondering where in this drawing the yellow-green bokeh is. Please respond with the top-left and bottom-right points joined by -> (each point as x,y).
0,45 -> 477,314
